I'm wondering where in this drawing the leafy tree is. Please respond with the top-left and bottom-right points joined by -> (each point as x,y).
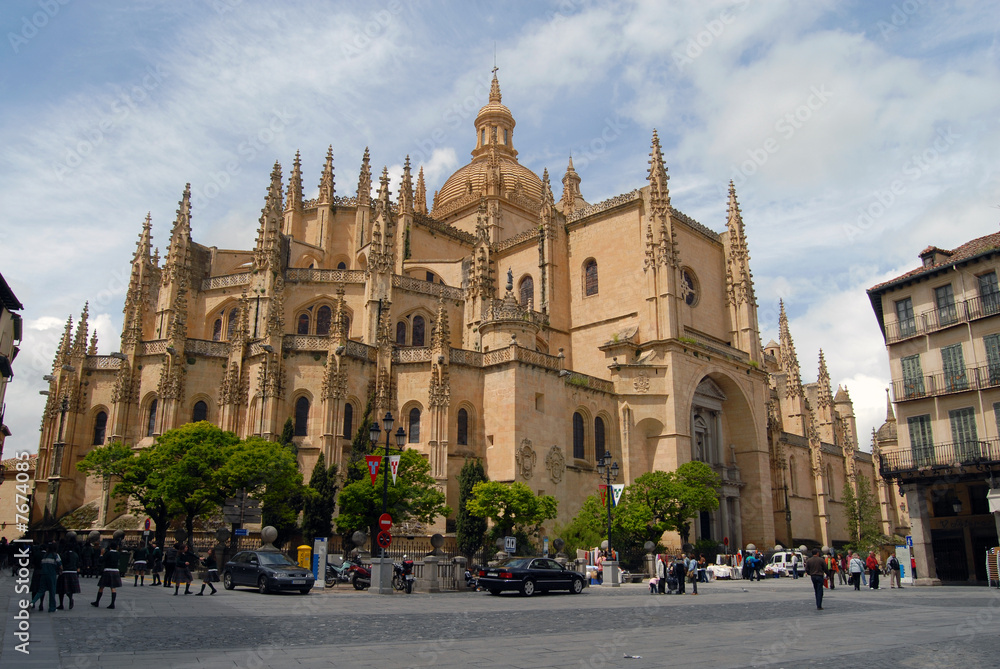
219,436 -> 305,549
455,458 -> 489,559
553,494 -> 607,557
842,474 -> 884,552
279,417 -> 296,456
344,398 -> 375,485
302,453 -> 338,540
335,448 -> 450,553
627,461 -> 721,544
466,481 -> 557,554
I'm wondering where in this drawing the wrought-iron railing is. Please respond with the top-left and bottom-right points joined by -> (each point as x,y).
892,364 -> 1000,401
878,438 -> 1000,475
884,295 -> 1000,343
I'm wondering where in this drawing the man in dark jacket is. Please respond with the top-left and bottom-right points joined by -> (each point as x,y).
805,548 -> 827,610
163,542 -> 178,587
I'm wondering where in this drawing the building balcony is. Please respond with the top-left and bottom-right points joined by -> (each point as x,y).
879,438 -> 1000,477
890,364 -> 1000,402
884,294 -> 1000,343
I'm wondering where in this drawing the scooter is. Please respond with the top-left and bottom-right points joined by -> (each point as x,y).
350,563 -> 371,590
325,560 -> 355,588
393,557 -> 414,594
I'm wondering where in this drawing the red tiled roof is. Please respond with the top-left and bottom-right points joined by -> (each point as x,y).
1,454 -> 37,471
868,230 -> 1000,293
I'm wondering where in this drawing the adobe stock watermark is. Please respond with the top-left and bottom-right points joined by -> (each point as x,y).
192,108 -> 299,203
340,0 -> 405,59
673,0 -> 753,71
410,74 -> 493,168
569,116 -> 629,171
52,65 -> 168,182
728,85 -> 834,189
843,126 -> 959,243
875,0 -> 929,40
8,0 -> 72,54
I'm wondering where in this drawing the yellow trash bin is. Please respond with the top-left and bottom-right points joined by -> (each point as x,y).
297,545 -> 312,569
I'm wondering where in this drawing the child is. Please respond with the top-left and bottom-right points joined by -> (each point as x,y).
648,576 -> 659,594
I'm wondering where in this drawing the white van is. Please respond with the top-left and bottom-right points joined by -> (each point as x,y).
768,551 -> 806,576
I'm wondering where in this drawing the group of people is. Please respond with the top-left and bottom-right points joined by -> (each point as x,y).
11,535 -> 223,613
807,548 -> 905,610
650,553 -> 707,595
742,551 -> 766,581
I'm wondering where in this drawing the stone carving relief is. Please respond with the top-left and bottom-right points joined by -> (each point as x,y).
545,445 -> 566,484
516,438 -> 537,480
633,372 -> 649,393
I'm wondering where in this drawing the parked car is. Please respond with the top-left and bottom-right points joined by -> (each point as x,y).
767,550 -> 806,577
222,550 -> 315,594
478,557 -> 586,596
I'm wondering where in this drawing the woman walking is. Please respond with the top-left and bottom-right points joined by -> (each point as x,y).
92,542 -> 122,609
31,543 -> 61,612
57,542 -> 81,610
132,543 -> 148,586
149,542 -> 163,586
173,544 -> 196,595
196,547 -> 219,595
849,552 -> 865,590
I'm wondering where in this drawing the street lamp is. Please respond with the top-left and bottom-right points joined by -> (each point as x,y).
596,450 -> 619,560
368,411 -> 406,557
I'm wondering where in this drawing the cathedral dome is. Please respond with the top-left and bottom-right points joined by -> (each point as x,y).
432,73 -> 543,218
875,420 -> 897,441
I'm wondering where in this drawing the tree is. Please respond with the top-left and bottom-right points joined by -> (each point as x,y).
627,461 -> 721,544
553,494 -> 606,557
842,475 -> 884,552
455,458 -> 489,559
466,481 -> 557,554
279,417 -> 296,456
335,448 -> 450,552
218,436 -> 305,549
302,453 -> 338,540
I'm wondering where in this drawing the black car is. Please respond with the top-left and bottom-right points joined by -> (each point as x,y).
222,550 -> 315,594
478,557 -> 586,596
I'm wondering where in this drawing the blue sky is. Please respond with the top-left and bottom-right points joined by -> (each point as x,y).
2,0 -> 999,456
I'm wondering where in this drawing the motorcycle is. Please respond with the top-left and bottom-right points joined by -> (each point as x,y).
464,566 -> 479,590
392,557 -> 415,594
325,559 -> 356,588
350,562 -> 371,590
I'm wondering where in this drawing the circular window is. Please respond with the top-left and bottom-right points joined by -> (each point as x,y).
681,269 -> 698,306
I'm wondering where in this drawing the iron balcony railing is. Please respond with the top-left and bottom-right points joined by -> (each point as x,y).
879,438 -> 1000,475
884,295 -> 1000,343
891,364 -> 1000,402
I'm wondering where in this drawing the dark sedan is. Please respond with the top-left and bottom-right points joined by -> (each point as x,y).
478,557 -> 586,596
222,550 -> 315,594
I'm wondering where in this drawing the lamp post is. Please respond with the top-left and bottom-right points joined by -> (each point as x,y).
596,449 -> 619,563
368,411 -> 406,556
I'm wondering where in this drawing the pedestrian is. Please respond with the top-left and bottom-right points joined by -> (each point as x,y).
887,551 -> 903,588
163,541 -> 178,587
92,542 -> 123,609
132,542 -> 148,586
687,553 -> 699,595
655,554 -> 666,594
173,544 -> 196,595
790,551 -> 799,579
196,547 -> 219,595
80,541 -> 95,578
674,556 -> 687,594
57,541 -> 81,610
837,553 -> 848,585
648,576 -> 658,594
805,548 -> 827,610
824,552 -> 836,589
849,552 -> 865,590
31,543 -> 61,612
150,541 -> 163,585
866,551 -> 881,590
698,555 -> 708,583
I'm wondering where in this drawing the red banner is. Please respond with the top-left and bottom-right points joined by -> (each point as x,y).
365,455 -> 381,485
598,484 -> 607,508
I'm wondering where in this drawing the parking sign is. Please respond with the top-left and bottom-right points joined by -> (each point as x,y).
906,535 -> 913,548
504,536 -> 516,554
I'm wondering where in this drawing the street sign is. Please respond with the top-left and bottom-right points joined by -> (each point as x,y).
234,529 -> 249,537
144,518 -> 151,530
377,530 -> 392,549
379,513 -> 393,531
905,535 -> 913,548
723,537 -> 729,545
504,536 -> 516,554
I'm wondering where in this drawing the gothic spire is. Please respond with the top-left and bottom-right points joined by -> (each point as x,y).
357,147 -> 372,206
725,181 -> 757,307
318,145 -> 335,204
285,150 -> 303,212
88,330 -> 99,356
817,349 -> 833,409
134,213 -> 153,265
431,297 -> 450,351
254,162 -> 284,271
560,156 -> 582,215
540,168 -> 555,229
647,129 -> 671,216
414,166 -> 427,215
71,303 -> 89,357
779,300 -> 803,399
489,71 -> 501,103
398,155 -> 413,215
163,184 -> 193,285
54,315 -> 73,370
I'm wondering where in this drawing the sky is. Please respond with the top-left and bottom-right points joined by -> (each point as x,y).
1,0 -> 999,457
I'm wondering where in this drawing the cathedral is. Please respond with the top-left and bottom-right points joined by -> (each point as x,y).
33,74 -> 879,552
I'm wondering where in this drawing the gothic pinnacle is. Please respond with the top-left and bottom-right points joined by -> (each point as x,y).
415,166 -> 427,215
286,151 -> 303,212
318,145 -> 335,203
357,147 -> 372,205
489,71 -> 501,103
647,129 -> 670,212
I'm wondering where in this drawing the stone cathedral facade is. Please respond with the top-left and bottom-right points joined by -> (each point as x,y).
33,75 -> 879,551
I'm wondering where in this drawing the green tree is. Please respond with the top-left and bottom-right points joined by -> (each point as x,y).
335,448 -> 450,552
627,461 -> 721,544
302,452 -> 338,540
344,399 -> 375,485
553,494 -> 607,557
279,417 -> 296,456
455,458 -> 489,559
842,474 -> 883,552
218,436 -> 305,549
466,481 -> 557,554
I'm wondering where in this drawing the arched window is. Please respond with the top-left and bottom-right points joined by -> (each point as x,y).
573,412 -> 585,459
212,319 -> 222,341
412,315 -> 425,346
297,313 -> 310,335
457,408 -> 469,446
93,411 -> 108,445
146,399 -> 158,437
826,464 -> 835,501
227,308 -> 239,340
337,261 -> 347,270
481,128 -> 486,146
294,396 -> 310,436
519,276 -> 534,307
316,306 -> 332,336
192,400 -> 208,423
584,259 -> 598,296
595,416 -> 605,459
343,403 -> 354,439
408,407 -> 421,443
396,322 -> 407,346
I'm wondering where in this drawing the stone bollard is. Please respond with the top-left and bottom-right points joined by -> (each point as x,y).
575,557 -> 588,581
424,555 -> 440,593
646,553 -> 656,577
453,556 -> 467,590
